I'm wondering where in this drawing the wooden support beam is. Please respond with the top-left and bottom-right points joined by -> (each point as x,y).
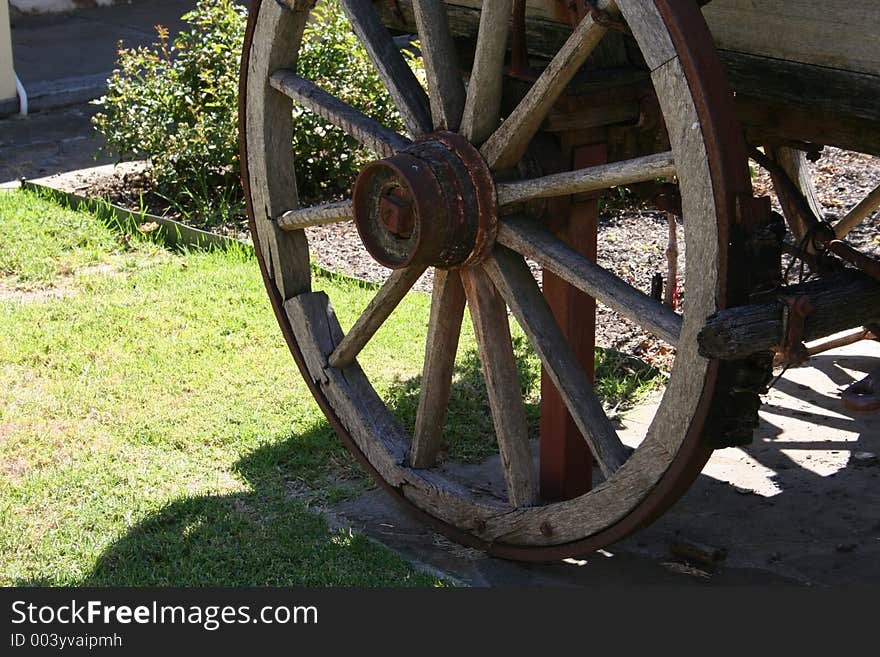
698,272 -> 880,360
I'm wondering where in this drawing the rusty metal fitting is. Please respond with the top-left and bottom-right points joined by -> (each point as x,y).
352,131 -> 496,270
585,1 -> 629,32
779,295 -> 814,366
378,193 -> 413,238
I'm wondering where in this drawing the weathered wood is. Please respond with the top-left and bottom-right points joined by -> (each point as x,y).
411,0 -> 466,130
480,2 -> 614,171
410,270 -> 467,468
496,151 -> 675,206
461,266 -> 539,507
806,327 -> 872,357
286,291 -> 409,483
703,0 -> 880,77
698,273 -> 880,360
664,212 -> 678,308
247,0 -> 774,552
836,183 -> 880,239
646,55 -> 723,458
277,200 -> 353,230
484,247 -> 629,478
459,0 -> 513,144
769,146 -> 823,242
328,265 -> 428,369
477,54 -> 727,545
615,0 -> 675,71
722,50 -> 880,127
270,71 -> 410,157
738,96 -> 880,158
340,0 -> 433,137
244,3 -> 313,302
497,216 -> 682,345
286,291 -> 507,531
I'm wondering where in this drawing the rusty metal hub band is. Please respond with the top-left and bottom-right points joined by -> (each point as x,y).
352,131 -> 497,269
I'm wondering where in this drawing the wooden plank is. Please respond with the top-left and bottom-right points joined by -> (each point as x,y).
478,54 -> 726,545
480,2 -> 614,171
269,71 -> 410,157
769,147 -> 823,242
703,0 -> 880,76
836,183 -> 880,239
484,247 -> 629,478
615,0 -> 676,71
496,216 -> 682,345
285,291 -> 409,483
277,200 -> 353,230
411,0 -> 466,130
698,272 -> 880,360
461,266 -> 539,507
244,1 -> 312,301
285,291 -> 508,532
721,51 -> 880,125
737,96 -> 880,157
410,270 -> 467,468
340,0 -> 433,137
459,0 -> 514,145
496,151 -> 675,206
328,265 -> 428,369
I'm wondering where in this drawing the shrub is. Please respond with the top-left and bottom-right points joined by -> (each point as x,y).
93,0 -> 404,222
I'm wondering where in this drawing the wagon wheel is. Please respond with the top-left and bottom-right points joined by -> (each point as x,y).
240,0 -> 755,559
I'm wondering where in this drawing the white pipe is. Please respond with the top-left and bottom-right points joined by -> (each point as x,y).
14,71 -> 27,117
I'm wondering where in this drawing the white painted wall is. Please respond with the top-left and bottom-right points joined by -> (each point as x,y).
1,1 -> 15,102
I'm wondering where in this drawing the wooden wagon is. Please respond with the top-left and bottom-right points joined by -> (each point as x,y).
238,0 -> 880,560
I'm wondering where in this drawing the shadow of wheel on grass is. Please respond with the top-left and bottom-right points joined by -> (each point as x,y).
51,342 -> 658,587
71,423 -> 436,587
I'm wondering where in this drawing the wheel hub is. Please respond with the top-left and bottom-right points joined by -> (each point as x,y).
352,131 -> 497,269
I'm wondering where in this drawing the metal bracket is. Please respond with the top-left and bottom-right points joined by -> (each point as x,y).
585,1 -> 630,33
779,295 -> 814,366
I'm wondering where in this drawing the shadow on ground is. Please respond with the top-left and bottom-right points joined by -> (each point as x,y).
43,424 -> 435,587
47,343 -> 879,587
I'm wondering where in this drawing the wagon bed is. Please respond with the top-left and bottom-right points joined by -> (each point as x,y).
376,0 -> 880,154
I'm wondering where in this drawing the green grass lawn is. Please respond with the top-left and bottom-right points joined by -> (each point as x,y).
0,189 -> 661,586
0,190 -> 448,586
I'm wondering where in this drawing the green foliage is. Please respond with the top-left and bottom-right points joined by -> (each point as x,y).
92,1 -> 247,223
92,0 -> 403,221
292,2 -> 405,203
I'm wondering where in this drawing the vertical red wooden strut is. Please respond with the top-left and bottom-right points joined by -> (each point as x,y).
540,142 -> 606,501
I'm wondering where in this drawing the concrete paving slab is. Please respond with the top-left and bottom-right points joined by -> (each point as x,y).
0,103 -> 111,183
4,1 -> 201,115
332,339 -> 880,586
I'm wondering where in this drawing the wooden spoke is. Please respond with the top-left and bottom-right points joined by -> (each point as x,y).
484,247 -> 629,477
496,151 -> 676,207
277,200 -> 353,231
461,267 -> 538,507
340,0 -> 433,137
836,182 -> 880,238
481,1 -> 617,171
270,71 -> 410,157
412,0 -> 466,131
328,265 -> 428,369
459,0 -> 514,145
410,270 -> 467,468
498,216 -> 682,345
